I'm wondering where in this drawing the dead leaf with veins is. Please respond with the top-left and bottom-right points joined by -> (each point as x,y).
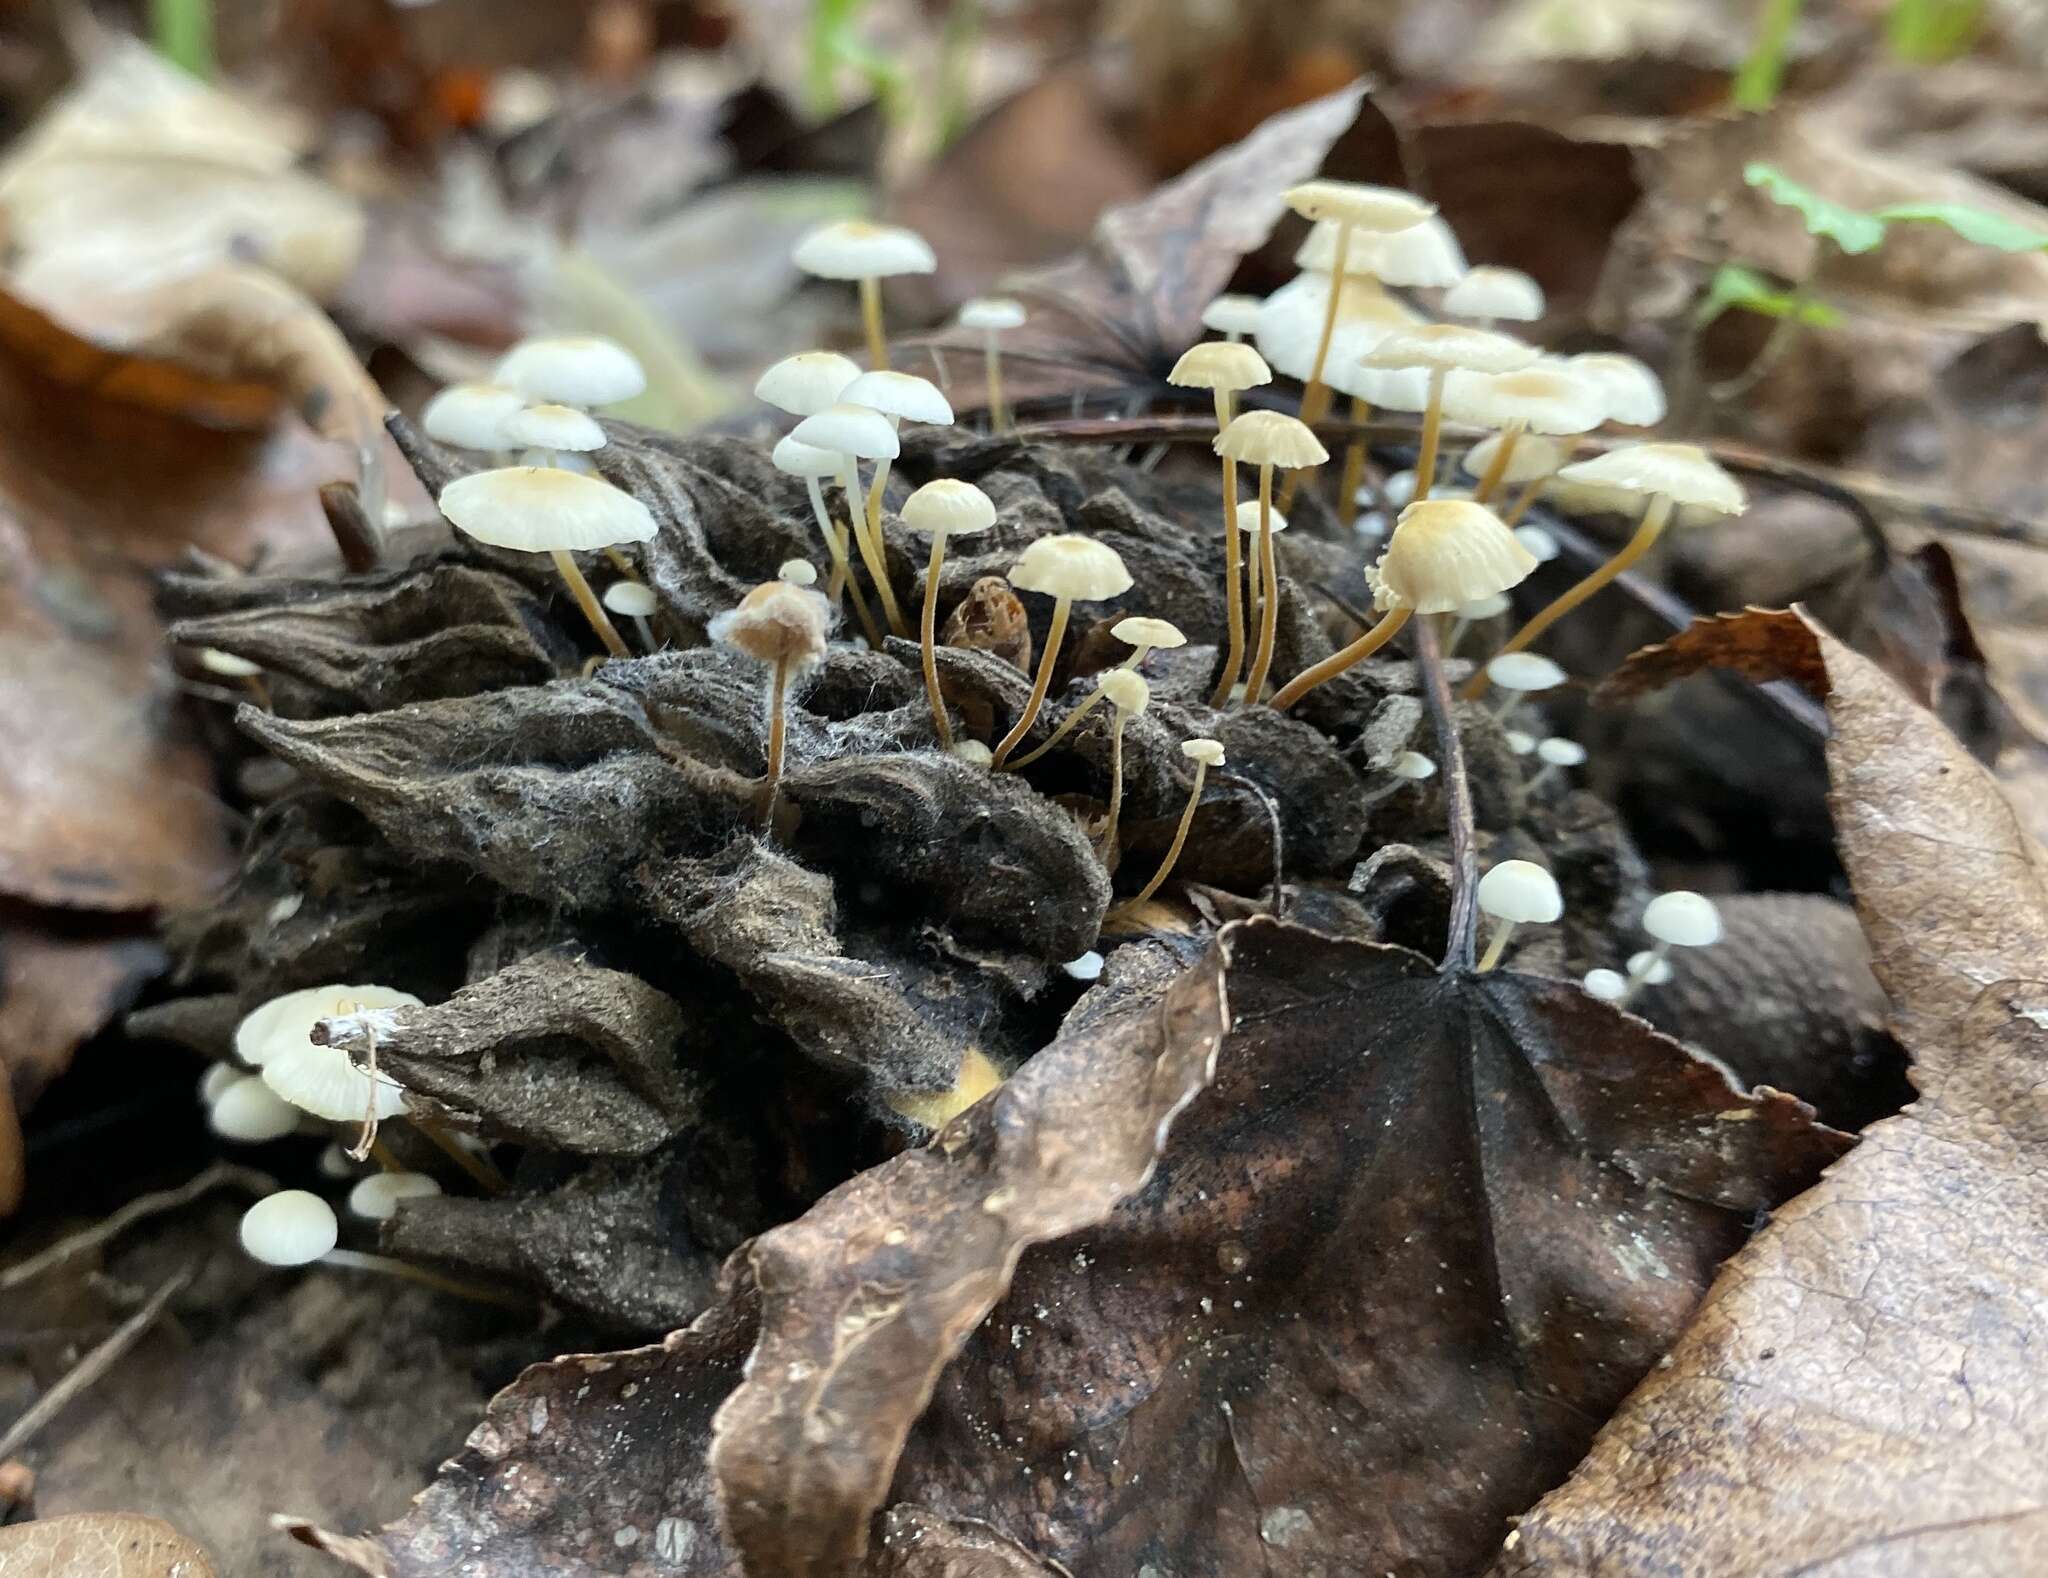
0,1513 -> 217,1577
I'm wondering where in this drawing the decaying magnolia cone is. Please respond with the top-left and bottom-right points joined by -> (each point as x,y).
1364,324 -> 1539,504
1114,736 -> 1225,914
438,466 -> 655,660
957,297 -> 1027,430
1092,667 -> 1150,857
1268,499 -> 1536,712
790,401 -> 906,639
1443,265 -> 1545,325
791,219 -> 936,369
1475,857 -> 1563,972
992,534 -> 1132,769
1466,442 -> 1744,699
1215,410 -> 1326,706
710,580 -> 833,824
494,334 -> 647,410
754,351 -> 861,417
772,433 -> 881,646
1169,340 -> 1272,706
901,478 -> 998,749
1440,367 -> 1604,505
421,381 -> 525,454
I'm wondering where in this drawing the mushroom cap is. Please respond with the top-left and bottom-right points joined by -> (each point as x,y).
1514,523 -> 1561,562
262,1034 -> 409,1123
1476,859 -> 1563,924
902,478 -> 997,537
198,1063 -> 240,1105
771,434 -> 842,479
1557,443 -> 1744,515
1346,217 -> 1470,287
1168,341 -> 1271,392
1643,889 -> 1723,947
440,468 -> 656,553
1182,737 -> 1226,767
504,402 -> 607,453
235,985 -> 423,1067
1063,950 -> 1105,982
241,1190 -> 338,1266
709,580 -> 832,666
1096,668 -> 1150,715
422,381 -> 526,452
958,296 -> 1027,331
1200,293 -> 1264,336
792,219 -> 936,280
841,369 -> 954,426
1441,367 -> 1605,435
1283,180 -> 1435,232
754,351 -> 861,416
1583,968 -> 1628,1002
1345,364 -> 1435,412
951,739 -> 994,767
1365,323 -> 1538,375
1486,651 -> 1568,693
1234,498 -> 1291,535
789,402 -> 901,460
1215,409 -> 1328,470
1371,499 -> 1537,614
1462,431 -> 1568,484
1627,949 -> 1676,985
603,580 -> 658,617
1389,750 -> 1438,780
1444,265 -> 1546,321
196,646 -> 263,678
209,1075 -> 301,1142
1113,615 -> 1186,651
494,335 -> 646,408
1007,534 -> 1132,602
1567,352 -> 1666,426
779,559 -> 818,585
1458,591 -> 1513,618
1254,274 -> 1413,380
1505,728 -> 1538,755
1536,736 -> 1587,767
348,1170 -> 443,1221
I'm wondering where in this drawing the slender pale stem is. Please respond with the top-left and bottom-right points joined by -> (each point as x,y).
1616,941 -> 1671,1007
630,615 -> 656,651
1461,494 -> 1673,700
762,657 -> 789,825
549,549 -> 630,659
1526,761 -> 1561,795
1337,395 -> 1372,515
1006,688 -> 1104,770
859,275 -> 888,369
1242,466 -> 1282,705
1502,468 -> 1551,527
1472,421 -> 1525,504
921,535 -> 952,746
1115,762 -> 1209,911
603,546 -> 638,578
1268,605 -> 1413,711
1412,368 -> 1448,503
321,1250 -> 533,1309
992,597 -> 1071,768
985,330 -> 1008,431
368,1137 -> 404,1172
1297,224 -> 1351,432
841,458 -> 909,637
865,454 -> 894,548
804,476 -> 880,646
1099,714 -> 1129,853
1210,390 -> 1247,707
1224,329 -> 1243,343
1478,918 -> 1516,972
413,1117 -> 505,1194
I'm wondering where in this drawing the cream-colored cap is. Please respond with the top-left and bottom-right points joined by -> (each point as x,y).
440,468 -> 657,553
422,381 -> 525,452
1440,367 -> 1605,435
1215,409 -> 1328,470
771,434 -> 842,478
709,580 -> 832,665
1566,352 -> 1666,426
841,369 -> 954,426
493,335 -> 646,407
1444,265 -> 1545,321
1096,668 -> 1150,714
1462,431 -> 1568,484
1365,323 -> 1538,375
1370,499 -> 1537,614
240,1190 -> 338,1266
1168,341 -> 1271,392
1557,443 -> 1744,515
958,297 -> 1026,331
1486,652 -> 1567,693
1007,534 -> 1132,602
755,351 -> 860,416
603,580 -> 657,618
1200,293 -> 1263,336
792,219 -> 936,279
1182,737 -> 1226,767
504,403 -> 607,453
790,402 -> 901,460
1476,859 -> 1562,923
1283,180 -> 1434,232
1112,616 -> 1185,650
901,478 -> 997,537
1235,499 -> 1290,534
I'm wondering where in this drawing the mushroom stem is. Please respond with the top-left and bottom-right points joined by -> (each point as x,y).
1477,918 -> 1517,972
1412,367 -> 1449,503
1099,710 -> 1130,855
1615,941 -> 1670,1007
991,596 -> 1072,768
1241,464 -> 1283,705
983,329 -> 1009,432
859,275 -> 889,369
1472,420 -> 1525,504
839,459 -> 909,637
1116,760 -> 1209,911
1461,493 -> 1673,700
920,533 -> 953,746
1295,221 -> 1351,436
413,1117 -> 506,1194
549,549 -> 631,659
1005,688 -> 1104,770
1267,605 -> 1413,711
1336,395 -> 1373,515
762,656 -> 790,825
321,1249 -> 533,1309
1502,469 -> 1551,527
631,614 -> 657,652
1210,389 -> 1248,708
802,476 -> 881,647
603,547 -> 639,579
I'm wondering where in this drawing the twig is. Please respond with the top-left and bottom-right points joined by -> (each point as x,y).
0,1270 -> 189,1460
1217,771 -> 1285,919
1,1162 -> 273,1292
1415,616 -> 1477,973
320,481 -> 385,573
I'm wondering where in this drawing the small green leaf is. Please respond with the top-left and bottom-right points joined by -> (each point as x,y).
1871,201 -> 2048,252
1696,264 -> 1844,329
1743,163 -> 1888,254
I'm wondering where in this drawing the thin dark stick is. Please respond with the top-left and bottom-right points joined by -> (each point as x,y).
1217,771 -> 1285,920
320,481 -> 385,573
1415,616 -> 1477,974
0,1270 -> 189,1459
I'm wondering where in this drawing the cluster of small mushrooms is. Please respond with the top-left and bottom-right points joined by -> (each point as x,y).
217,189 -> 1745,1274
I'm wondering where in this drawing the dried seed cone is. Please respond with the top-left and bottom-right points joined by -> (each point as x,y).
711,581 -> 833,665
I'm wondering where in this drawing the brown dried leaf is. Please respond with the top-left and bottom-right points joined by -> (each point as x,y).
0,1513 -> 216,1577
1498,607 -> 2048,1575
